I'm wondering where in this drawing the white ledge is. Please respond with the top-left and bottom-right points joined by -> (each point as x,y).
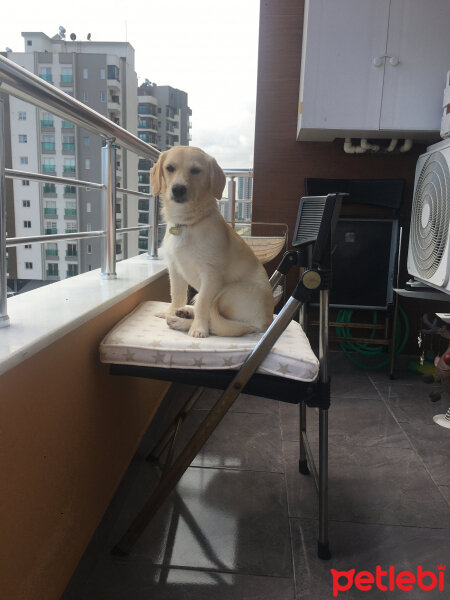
0,254 -> 167,376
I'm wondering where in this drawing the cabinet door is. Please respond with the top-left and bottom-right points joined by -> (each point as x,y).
299,0 -> 390,136
380,0 -> 450,132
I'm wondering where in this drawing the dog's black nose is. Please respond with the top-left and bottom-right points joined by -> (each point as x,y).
172,184 -> 187,201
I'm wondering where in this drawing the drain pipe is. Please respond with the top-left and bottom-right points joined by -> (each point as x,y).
343,138 -> 365,154
399,139 -> 413,153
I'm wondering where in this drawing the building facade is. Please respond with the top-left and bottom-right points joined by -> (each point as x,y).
136,80 -> 192,252
5,32 -> 139,290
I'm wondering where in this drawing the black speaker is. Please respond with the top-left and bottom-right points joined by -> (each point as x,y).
325,219 -> 399,310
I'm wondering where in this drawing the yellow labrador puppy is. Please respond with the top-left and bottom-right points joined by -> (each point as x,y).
151,146 -> 274,338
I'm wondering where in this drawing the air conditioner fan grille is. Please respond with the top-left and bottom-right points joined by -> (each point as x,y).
411,151 -> 450,279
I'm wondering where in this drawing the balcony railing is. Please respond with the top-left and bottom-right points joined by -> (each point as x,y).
42,164 -> 56,173
41,119 -> 54,127
61,120 -> 74,128
0,53 -> 161,328
42,142 -> 55,151
44,208 -> 57,215
62,143 -> 75,152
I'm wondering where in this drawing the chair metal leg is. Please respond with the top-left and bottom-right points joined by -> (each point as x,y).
146,387 -> 204,463
318,407 -> 331,560
112,295 -> 302,555
299,401 -> 309,474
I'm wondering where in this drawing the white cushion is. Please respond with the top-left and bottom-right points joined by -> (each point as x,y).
100,301 -> 319,383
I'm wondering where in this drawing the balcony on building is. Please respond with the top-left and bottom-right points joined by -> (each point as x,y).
44,207 -> 57,216
138,102 -> 157,116
64,209 -> 77,219
108,93 -> 120,113
41,141 -> 56,153
43,183 -> 57,197
61,120 -> 75,129
42,163 -> 56,175
63,186 -> 76,198
62,142 -> 75,154
40,118 -> 54,130
44,227 -> 57,235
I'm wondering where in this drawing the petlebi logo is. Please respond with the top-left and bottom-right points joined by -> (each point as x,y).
331,564 -> 446,597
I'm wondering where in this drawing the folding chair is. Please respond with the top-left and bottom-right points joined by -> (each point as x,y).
100,193 -> 344,560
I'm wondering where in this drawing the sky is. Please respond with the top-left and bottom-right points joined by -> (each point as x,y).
0,0 -> 260,169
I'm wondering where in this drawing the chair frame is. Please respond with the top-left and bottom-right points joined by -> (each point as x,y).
108,193 -> 344,560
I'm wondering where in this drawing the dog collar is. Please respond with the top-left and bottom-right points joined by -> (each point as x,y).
168,209 -> 215,235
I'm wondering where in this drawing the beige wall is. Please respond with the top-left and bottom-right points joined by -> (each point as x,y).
0,275 -> 170,600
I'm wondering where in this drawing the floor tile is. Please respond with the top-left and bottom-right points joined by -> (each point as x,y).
280,397 -> 409,448
172,409 -> 284,473
290,518 -> 450,599
75,557 -> 295,600
371,379 -> 448,424
283,440 -> 450,528
117,467 -> 293,578
400,421 -> 450,486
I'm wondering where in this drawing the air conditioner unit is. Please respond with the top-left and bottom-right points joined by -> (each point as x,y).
407,139 -> 450,294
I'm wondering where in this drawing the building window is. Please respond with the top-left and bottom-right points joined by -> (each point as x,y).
100,68 -> 106,79
83,91 -> 88,103
25,262 -> 33,269
107,65 -> 119,80
20,157 -> 28,165
86,223 -> 92,231
39,67 -> 52,82
86,202 -> 92,213
25,244 -> 32,249
62,135 -> 75,151
47,263 -> 59,276
27,40 -> 32,46
42,135 -> 55,151
83,68 -> 88,79
61,67 -> 73,83
100,91 -> 106,102
67,243 -> 77,257
19,135 -> 27,143
23,220 -> 31,228
22,200 -> 30,207
43,157 -> 56,173
18,112 -> 26,120
85,159 -> 90,169
22,180 -> 30,186
84,136 -> 90,147
63,158 -> 76,173
87,244 -> 92,254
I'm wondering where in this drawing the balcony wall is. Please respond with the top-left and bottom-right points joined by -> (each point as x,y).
0,259 -> 170,600
252,0 -> 443,351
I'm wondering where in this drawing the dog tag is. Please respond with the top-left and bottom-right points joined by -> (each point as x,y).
169,225 -> 182,235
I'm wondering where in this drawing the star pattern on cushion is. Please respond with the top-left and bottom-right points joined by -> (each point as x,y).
100,301 -> 319,383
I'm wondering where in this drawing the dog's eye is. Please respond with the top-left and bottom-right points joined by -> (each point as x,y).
190,167 -> 201,175
166,165 -> 175,173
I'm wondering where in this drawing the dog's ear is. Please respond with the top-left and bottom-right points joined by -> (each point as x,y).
150,151 -> 167,196
209,157 -> 226,200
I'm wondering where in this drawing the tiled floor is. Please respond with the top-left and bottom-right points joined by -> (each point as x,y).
62,353 -> 450,599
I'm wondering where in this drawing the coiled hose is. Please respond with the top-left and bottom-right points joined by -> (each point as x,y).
334,307 -> 410,370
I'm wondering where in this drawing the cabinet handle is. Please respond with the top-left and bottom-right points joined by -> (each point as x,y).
373,55 -> 400,67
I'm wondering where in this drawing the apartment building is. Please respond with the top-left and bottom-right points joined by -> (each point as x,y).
136,80 -> 192,252
6,31 -> 138,290
220,176 -> 253,222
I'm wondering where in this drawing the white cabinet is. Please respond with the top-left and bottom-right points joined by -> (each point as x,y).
297,0 -> 450,142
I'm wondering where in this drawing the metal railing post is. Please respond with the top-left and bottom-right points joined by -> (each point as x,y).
230,176 -> 236,229
101,140 -> 117,279
148,194 -> 159,259
0,98 -> 10,328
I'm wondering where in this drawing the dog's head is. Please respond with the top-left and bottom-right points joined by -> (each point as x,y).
150,146 -> 226,214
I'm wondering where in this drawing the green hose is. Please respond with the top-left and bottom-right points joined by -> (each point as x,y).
334,306 -> 410,370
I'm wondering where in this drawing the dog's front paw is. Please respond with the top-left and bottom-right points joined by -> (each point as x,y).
167,316 -> 191,332
188,323 -> 209,338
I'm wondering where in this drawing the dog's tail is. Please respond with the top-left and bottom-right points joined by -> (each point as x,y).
209,295 -> 258,337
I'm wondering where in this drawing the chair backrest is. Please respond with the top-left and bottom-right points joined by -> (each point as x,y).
292,193 -> 345,269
